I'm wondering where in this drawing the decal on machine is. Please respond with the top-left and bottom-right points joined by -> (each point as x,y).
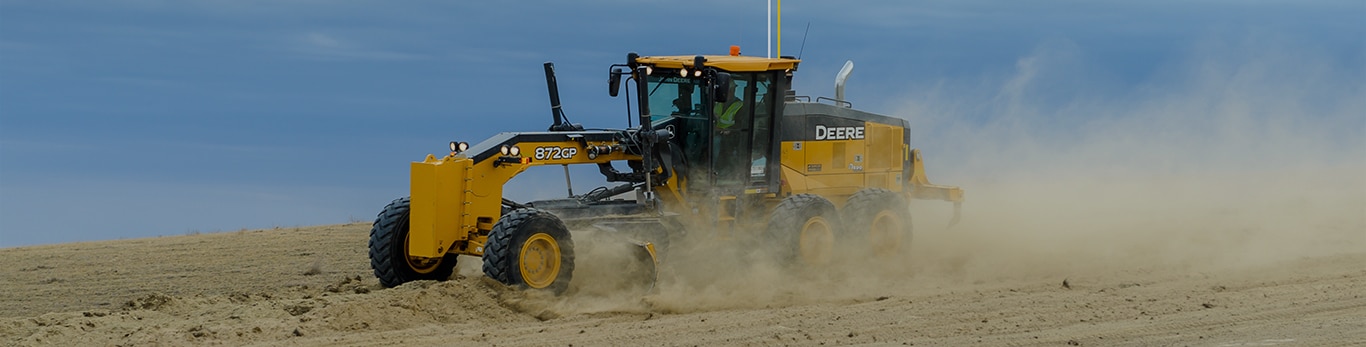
814,124 -> 865,140
533,146 -> 579,160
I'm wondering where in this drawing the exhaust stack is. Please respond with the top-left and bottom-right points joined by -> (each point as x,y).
545,62 -> 583,131
834,60 -> 854,105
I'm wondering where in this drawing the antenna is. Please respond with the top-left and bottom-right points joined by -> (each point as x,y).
797,22 -> 811,59
777,0 -> 782,56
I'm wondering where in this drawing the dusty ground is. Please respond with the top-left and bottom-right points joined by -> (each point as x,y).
2,168 -> 1363,346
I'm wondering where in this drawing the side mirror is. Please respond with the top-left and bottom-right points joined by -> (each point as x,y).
711,72 -> 732,102
608,68 -> 623,97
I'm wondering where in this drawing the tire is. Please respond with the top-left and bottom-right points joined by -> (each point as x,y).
766,194 -> 842,266
369,197 -> 459,288
843,188 -> 912,258
482,208 -> 575,294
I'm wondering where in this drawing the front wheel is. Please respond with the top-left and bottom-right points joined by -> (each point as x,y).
482,208 -> 576,294
369,197 -> 459,288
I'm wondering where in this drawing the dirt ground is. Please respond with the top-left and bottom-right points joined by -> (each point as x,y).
2,168 -> 1363,346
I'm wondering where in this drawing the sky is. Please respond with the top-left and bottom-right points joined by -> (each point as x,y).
1,0 -> 1363,247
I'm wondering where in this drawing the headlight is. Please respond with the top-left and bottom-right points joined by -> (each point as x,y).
509,145 -> 521,156
451,141 -> 470,153
500,145 -> 510,156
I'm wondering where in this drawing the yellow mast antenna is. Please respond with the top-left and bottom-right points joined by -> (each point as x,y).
777,0 -> 782,57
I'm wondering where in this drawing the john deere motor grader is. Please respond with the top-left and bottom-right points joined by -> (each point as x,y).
369,50 -> 963,293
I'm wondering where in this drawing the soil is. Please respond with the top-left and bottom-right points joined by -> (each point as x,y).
2,169 -> 1363,346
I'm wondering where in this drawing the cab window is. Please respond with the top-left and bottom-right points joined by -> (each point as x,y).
646,75 -> 704,124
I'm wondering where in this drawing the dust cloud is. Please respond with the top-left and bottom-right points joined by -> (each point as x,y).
512,35 -> 1364,316
896,36 -> 1365,284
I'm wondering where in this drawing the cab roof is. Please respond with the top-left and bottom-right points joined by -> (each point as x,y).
634,55 -> 800,72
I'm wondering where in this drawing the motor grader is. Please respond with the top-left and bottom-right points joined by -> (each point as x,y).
369,49 -> 963,293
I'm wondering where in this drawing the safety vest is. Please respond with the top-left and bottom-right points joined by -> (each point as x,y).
714,100 -> 741,129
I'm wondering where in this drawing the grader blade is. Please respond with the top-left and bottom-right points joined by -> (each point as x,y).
625,241 -> 659,292
558,217 -> 666,295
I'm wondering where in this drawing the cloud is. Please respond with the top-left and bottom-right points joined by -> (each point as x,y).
288,31 -> 430,62
302,32 -> 343,49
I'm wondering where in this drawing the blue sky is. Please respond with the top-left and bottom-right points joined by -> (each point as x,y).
2,1 -> 1362,246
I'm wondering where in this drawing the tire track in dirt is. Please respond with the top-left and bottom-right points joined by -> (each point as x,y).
1003,262 -> 1366,346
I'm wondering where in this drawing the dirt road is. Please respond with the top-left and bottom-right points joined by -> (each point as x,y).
2,170 -> 1363,346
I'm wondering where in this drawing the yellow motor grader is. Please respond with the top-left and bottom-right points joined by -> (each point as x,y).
369,49 -> 963,293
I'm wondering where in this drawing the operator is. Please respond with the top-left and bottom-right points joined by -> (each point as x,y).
713,81 -> 743,129
711,80 -> 749,186
672,86 -> 695,116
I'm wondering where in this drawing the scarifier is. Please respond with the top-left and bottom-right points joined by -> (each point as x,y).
369,48 -> 963,293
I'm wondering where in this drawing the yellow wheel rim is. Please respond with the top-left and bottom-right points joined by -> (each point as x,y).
518,233 -> 561,289
868,211 -> 904,258
797,216 -> 834,265
404,232 -> 442,274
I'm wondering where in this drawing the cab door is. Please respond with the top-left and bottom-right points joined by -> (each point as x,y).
710,72 -> 777,195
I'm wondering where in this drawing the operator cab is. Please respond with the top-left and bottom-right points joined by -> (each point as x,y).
632,54 -> 798,198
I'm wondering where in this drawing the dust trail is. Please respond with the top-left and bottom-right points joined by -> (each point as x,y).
512,34 -> 1364,315
896,34 -> 1366,284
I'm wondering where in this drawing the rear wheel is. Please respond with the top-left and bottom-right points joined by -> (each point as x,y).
843,188 -> 912,258
369,197 -> 459,288
482,208 -> 575,294
766,194 -> 842,266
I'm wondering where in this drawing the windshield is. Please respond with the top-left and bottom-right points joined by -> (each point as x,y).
645,75 -> 706,124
